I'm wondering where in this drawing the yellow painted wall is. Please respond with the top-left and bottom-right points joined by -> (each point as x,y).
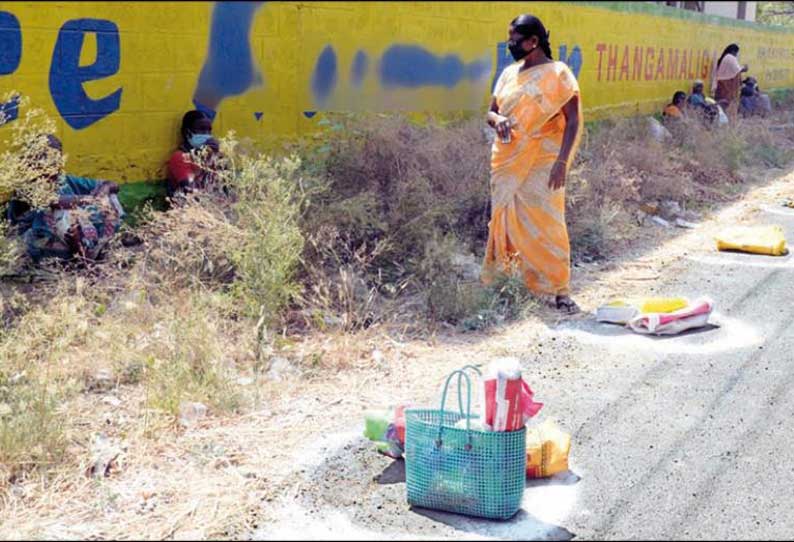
1,1 -> 793,181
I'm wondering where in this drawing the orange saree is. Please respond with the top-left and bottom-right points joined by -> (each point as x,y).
482,61 -> 582,297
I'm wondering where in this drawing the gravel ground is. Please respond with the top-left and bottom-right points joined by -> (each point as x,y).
252,167 -> 794,540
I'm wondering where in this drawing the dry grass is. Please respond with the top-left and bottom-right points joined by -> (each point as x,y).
0,230 -> 290,539
0,93 -> 61,210
2,95 -> 794,540
566,109 -> 794,259
0,121 -> 312,538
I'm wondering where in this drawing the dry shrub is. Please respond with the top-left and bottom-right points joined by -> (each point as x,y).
413,233 -> 539,329
0,93 -> 61,210
138,297 -> 244,417
136,200 -> 239,288
294,114 -> 492,329
567,103 -> 794,260
0,93 -> 62,275
566,122 -> 643,261
0,131 -> 310,482
0,372 -> 66,484
0,279 -> 95,482
311,115 -> 488,245
0,219 -> 21,275
133,134 -> 307,324
295,224 -> 394,332
738,119 -> 794,168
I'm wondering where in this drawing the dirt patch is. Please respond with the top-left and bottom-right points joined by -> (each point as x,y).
257,433 -> 578,541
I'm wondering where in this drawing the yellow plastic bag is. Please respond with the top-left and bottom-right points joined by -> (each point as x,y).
525,419 -> 571,479
715,225 -> 788,256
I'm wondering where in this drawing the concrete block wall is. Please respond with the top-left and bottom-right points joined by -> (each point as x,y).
1,1 -> 793,182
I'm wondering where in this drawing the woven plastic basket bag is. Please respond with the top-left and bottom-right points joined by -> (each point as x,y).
405,366 -> 526,520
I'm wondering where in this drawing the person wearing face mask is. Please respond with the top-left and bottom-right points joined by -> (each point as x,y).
483,14 -> 583,314
711,44 -> 748,122
166,110 -> 223,199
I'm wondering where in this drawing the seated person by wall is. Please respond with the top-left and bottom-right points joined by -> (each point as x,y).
663,91 -> 687,124
687,80 -> 709,112
6,135 -> 125,263
686,80 -> 721,126
166,110 -> 224,200
739,77 -> 772,118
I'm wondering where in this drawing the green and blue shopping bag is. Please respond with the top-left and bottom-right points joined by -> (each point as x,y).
404,365 -> 526,520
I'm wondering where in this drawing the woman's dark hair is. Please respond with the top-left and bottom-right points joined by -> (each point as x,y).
673,91 -> 686,104
717,43 -> 740,70
180,110 -> 209,142
510,14 -> 552,60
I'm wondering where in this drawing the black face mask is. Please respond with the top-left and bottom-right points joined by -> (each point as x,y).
508,38 -> 529,61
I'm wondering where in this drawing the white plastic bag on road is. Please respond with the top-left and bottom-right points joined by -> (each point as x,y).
628,297 -> 714,335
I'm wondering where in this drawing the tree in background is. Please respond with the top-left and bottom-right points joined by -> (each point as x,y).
757,1 -> 794,26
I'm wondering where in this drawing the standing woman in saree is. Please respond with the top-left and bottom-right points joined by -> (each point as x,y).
483,14 -> 583,313
711,43 -> 748,121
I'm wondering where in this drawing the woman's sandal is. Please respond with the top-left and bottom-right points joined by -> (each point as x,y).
555,295 -> 580,314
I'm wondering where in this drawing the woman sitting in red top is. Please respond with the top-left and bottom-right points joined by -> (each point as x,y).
166,110 -> 222,199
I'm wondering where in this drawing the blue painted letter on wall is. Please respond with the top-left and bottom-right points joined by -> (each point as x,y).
49,18 -> 122,130
0,11 -> 22,75
193,1 -> 265,116
312,45 -> 338,105
559,45 -> 583,78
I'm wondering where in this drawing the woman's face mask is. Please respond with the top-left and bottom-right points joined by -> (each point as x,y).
189,133 -> 212,149
508,37 -> 530,61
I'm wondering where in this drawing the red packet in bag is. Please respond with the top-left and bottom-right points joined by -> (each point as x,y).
483,358 -> 543,431
521,380 -> 543,419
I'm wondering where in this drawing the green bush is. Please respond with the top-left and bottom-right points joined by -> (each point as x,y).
226,154 -> 306,321
135,138 -> 307,326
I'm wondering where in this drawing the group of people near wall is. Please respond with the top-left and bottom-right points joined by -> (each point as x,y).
2,19 -> 779,319
4,12 -> 584,316
4,109 -> 223,265
662,43 -> 772,126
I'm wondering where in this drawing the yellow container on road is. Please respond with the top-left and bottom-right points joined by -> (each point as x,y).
715,225 -> 788,256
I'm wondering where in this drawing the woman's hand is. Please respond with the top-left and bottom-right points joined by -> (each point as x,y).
548,160 -> 567,190
54,195 -> 88,209
93,184 -> 111,197
206,137 -> 220,153
492,114 -> 511,140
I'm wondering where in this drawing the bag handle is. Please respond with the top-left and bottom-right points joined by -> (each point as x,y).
437,368 -> 475,450
455,364 -> 482,419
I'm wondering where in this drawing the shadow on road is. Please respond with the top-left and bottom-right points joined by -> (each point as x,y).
588,321 -> 722,340
375,459 -> 405,485
411,506 -> 576,541
525,470 -> 582,488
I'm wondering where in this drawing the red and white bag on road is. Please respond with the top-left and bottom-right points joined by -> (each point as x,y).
627,296 -> 714,335
482,358 -> 543,432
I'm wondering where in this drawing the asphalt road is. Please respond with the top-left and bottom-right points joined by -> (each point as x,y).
556,214 -> 794,540
254,183 -> 794,540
